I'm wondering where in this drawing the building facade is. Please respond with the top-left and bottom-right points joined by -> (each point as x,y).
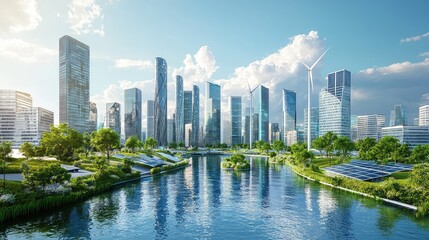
167,118 -> 175,144
382,126 -> 429,149
105,102 -> 121,137
269,123 -> 281,143
175,75 -> 184,144
419,105 -> 429,126
192,85 -> 200,147
259,85 -> 269,142
319,69 -> 351,138
390,104 -> 407,126
59,35 -> 90,133
205,82 -> 221,145
304,107 -> 319,144
356,114 -> 385,141
146,100 -> 154,139
230,96 -> 242,146
88,102 -> 97,133
124,88 -> 142,141
183,91 -> 193,125
282,89 -> 296,142
154,57 -> 168,146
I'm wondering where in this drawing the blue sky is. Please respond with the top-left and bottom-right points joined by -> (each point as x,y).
1,0 -> 429,127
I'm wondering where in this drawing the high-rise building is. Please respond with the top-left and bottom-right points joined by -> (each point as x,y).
175,75 -> 184,144
105,102 -> 121,137
319,69 -> 351,138
382,126 -> 429,149
286,130 -> 298,146
356,114 -> 385,141
88,102 -> 97,133
419,105 -> 429,126
252,113 -> 259,144
59,35 -> 90,133
16,107 -> 54,148
146,100 -> 154,139
282,89 -> 296,144
167,118 -> 175,144
259,85 -> 269,142
192,85 -> 200,146
205,82 -> 221,145
124,88 -> 142,141
304,107 -> 319,144
184,124 -> 192,147
154,57 -> 168,146
269,123 -> 280,143
230,96 -> 242,146
183,91 -> 193,125
351,115 -> 358,142
223,118 -> 231,146
243,107 -> 251,144
390,104 -> 407,126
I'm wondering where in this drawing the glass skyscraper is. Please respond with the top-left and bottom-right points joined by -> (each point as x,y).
390,104 -> 407,126
259,85 -> 269,142
230,96 -> 242,145
175,75 -> 184,144
124,88 -> 142,141
205,81 -> 221,145
105,102 -> 121,137
243,107 -> 251,144
154,57 -> 167,146
357,114 -> 385,141
59,35 -> 90,133
419,105 -> 429,126
304,107 -> 319,144
183,91 -> 193,125
192,85 -> 200,147
282,89 -> 296,144
88,102 -> 97,133
146,100 -> 154,139
319,69 -> 351,138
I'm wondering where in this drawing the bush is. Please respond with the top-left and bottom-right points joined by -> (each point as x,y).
23,163 -> 71,191
0,194 -> 15,205
150,167 -> 161,175
269,152 -> 277,158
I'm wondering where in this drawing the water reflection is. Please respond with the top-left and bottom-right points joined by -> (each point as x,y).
151,175 -> 169,239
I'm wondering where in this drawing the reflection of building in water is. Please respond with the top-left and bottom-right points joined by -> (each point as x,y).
63,203 -> 91,239
174,166 -> 193,224
317,189 -> 337,218
153,176 -> 168,239
206,155 -> 221,208
305,185 -> 312,212
260,158 -> 270,208
124,183 -> 143,212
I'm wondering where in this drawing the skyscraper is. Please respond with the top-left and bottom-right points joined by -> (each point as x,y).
88,102 -> 97,133
269,123 -> 280,143
304,107 -> 319,144
146,100 -> 154,139
243,107 -> 251,144
357,114 -> 385,141
205,81 -> 221,145
192,85 -> 200,146
390,104 -> 407,126
175,75 -> 184,144
167,118 -> 175,144
105,102 -> 121,137
154,57 -> 167,146
124,88 -> 142,141
230,96 -> 242,146
419,105 -> 429,126
183,91 -> 193,125
259,85 -> 269,142
282,89 -> 296,144
17,107 -> 54,148
59,35 -> 90,133
319,69 -> 351,138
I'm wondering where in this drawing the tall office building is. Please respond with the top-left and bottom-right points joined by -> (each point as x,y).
243,107 -> 251,144
282,89 -> 296,144
419,105 -> 429,126
269,123 -> 280,143
319,69 -> 351,138
154,57 -> 167,146
59,35 -> 90,133
167,118 -> 175,144
304,107 -> 319,144
183,91 -> 193,125
175,75 -> 184,143
205,82 -> 221,145
17,107 -> 54,148
230,96 -> 242,146
124,88 -> 142,141
390,104 -> 407,126
146,100 -> 154,139
105,102 -> 121,137
357,114 -> 385,141
252,113 -> 259,143
223,118 -> 231,146
88,102 -> 97,133
351,115 -> 358,142
382,126 -> 429,149
259,85 -> 269,142
192,85 -> 200,146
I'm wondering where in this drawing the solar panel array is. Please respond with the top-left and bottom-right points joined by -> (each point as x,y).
323,159 -> 413,181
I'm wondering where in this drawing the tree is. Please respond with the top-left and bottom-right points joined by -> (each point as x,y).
392,144 -> 411,163
410,163 -> 429,189
410,144 -> 429,163
262,142 -> 271,154
312,137 -> 325,156
168,142 -> 178,149
0,141 -> 12,161
255,140 -> 266,153
20,142 -> 35,160
356,137 -> 377,160
144,137 -> 158,152
272,140 -> 285,154
323,131 -> 338,158
178,142 -> 185,149
125,136 -> 141,152
82,132 -> 92,158
22,163 -> 71,191
291,142 -> 314,168
370,136 -> 400,161
41,124 -> 83,161
334,136 -> 354,163
91,128 -> 120,159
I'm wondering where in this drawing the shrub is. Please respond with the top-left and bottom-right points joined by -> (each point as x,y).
269,152 -> 277,158
150,167 -> 161,175
23,163 -> 71,190
0,194 -> 15,205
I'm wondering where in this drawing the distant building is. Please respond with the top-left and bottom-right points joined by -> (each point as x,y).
419,105 -> 429,126
304,107 -> 319,144
357,114 -> 385,141
296,123 -> 305,143
141,131 -> 146,142
183,91 -> 193,125
167,118 -> 175,144
205,82 -> 221,145
319,69 -> 351,138
192,85 -> 200,147
175,75 -> 184,143
223,119 -> 231,146
252,113 -> 259,144
154,57 -> 168,146
243,107 -> 252,144
146,100 -> 154,139
350,115 -> 358,142
59,35 -> 90,133
282,89 -> 296,143
382,126 -> 429,149
259,85 -> 269,142
286,130 -> 298,146
390,104 -> 407,126
124,88 -> 142,141
105,102 -> 121,137
184,123 -> 192,147
230,96 -> 242,146
269,123 -> 280,143
88,102 -> 97,133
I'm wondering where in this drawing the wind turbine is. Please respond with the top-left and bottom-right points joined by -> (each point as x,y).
247,81 -> 260,151
299,48 -> 329,151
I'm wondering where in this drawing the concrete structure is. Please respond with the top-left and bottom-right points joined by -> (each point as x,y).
382,125 -> 429,149
124,88 -> 142,141
59,35 -> 90,133
357,114 -> 385,141
154,57 -> 168,146
390,104 -> 407,126
419,105 -> 429,126
105,102 -> 121,137
205,82 -> 221,145
259,85 -> 269,142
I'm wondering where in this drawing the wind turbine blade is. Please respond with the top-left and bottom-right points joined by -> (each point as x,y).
298,60 -> 310,69
251,84 -> 260,93
310,47 -> 330,70
309,71 -> 314,94
246,80 -> 251,92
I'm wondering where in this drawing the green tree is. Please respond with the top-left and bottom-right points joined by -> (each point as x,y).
168,142 -> 178,149
91,128 -> 120,159
262,142 -> 271,154
272,140 -> 285,154
291,142 -> 314,168
0,141 -> 12,161
41,124 -> 83,161
356,137 -> 377,160
22,163 -> 71,190
410,144 -> 429,163
125,136 -> 141,152
20,142 -> 35,160
410,163 -> 429,189
333,136 -> 354,163
144,137 -> 158,152
178,142 -> 185,149
311,137 -> 325,156
323,131 -> 338,158
255,140 -> 266,153
370,136 -> 400,161
82,132 -> 92,158
391,144 -> 411,163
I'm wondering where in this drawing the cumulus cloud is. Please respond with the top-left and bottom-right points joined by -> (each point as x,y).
419,52 -> 429,57
68,0 -> 105,36
114,59 -> 153,69
400,32 -> 429,43
0,0 -> 42,33
0,38 -> 57,62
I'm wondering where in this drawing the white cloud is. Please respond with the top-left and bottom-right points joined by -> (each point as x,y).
68,0 -> 105,36
0,0 -> 42,33
419,52 -> 429,57
114,59 -> 153,69
400,32 -> 429,43
358,58 -> 429,80
0,38 -> 57,62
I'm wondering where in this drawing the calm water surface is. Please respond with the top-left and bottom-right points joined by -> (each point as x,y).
1,155 -> 429,239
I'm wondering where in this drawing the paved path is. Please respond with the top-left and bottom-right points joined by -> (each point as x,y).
3,169 -> 94,182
